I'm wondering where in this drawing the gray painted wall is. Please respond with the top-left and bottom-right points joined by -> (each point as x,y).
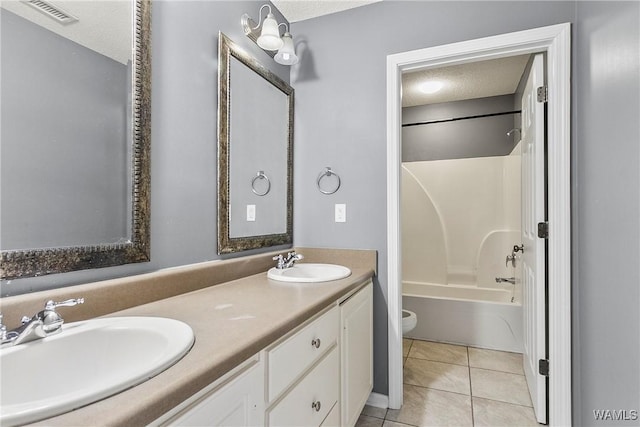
574,2 -> 640,424
1,10 -> 129,249
2,2 -> 638,424
291,1 -> 639,423
1,1 -> 291,295
402,95 -> 519,161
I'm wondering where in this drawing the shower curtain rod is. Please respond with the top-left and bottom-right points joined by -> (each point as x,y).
402,110 -> 521,128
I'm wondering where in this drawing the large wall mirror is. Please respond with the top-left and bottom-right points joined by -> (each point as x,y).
217,33 -> 293,254
0,0 -> 151,279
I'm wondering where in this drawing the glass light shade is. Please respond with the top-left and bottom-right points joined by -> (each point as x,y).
257,13 -> 283,51
274,32 -> 298,65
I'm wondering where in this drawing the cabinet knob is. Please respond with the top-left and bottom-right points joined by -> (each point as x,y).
311,400 -> 321,412
311,338 -> 321,349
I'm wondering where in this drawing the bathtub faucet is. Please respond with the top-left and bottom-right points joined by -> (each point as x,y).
506,244 -> 524,267
495,277 -> 516,285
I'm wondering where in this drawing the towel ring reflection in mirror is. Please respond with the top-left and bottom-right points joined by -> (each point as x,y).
251,171 -> 271,196
317,167 -> 341,195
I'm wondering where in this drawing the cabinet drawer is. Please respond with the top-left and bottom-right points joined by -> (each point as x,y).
268,347 -> 339,427
320,401 -> 340,427
267,306 -> 339,401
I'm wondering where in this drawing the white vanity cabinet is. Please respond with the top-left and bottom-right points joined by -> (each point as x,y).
268,346 -> 340,426
266,305 -> 340,402
340,281 -> 374,427
264,280 -> 372,427
266,305 -> 340,426
155,280 -> 373,427
159,355 -> 265,426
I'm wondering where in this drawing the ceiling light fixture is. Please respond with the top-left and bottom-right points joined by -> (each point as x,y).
241,4 -> 299,66
419,80 -> 444,94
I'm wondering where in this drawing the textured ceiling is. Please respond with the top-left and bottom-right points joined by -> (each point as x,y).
272,0 -> 381,22
402,55 -> 531,107
1,1 -> 131,64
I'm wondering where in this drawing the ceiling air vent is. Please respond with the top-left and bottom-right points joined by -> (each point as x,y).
22,0 -> 79,25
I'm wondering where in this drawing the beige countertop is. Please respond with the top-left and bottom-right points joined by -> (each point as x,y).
31,265 -> 374,426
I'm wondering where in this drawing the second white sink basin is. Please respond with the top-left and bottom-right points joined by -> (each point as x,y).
0,316 -> 194,426
268,263 -> 352,283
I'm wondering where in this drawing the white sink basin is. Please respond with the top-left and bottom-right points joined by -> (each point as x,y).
0,316 -> 194,426
267,263 -> 351,283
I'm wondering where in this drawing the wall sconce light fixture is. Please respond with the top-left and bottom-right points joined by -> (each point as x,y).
241,4 -> 299,66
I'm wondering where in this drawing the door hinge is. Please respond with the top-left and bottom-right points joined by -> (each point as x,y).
537,222 -> 549,239
537,85 -> 548,103
539,359 -> 550,376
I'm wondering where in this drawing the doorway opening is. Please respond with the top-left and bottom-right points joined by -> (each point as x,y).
386,23 -> 571,426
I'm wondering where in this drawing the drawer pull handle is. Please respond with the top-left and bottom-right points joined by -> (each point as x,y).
311,338 -> 321,349
311,400 -> 321,412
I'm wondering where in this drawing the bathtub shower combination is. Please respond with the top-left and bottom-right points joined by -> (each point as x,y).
401,155 -> 523,353
402,281 -> 522,353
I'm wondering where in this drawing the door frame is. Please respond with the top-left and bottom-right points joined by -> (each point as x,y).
386,23 -> 571,425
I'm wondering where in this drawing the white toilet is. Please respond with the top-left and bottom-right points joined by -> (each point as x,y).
402,309 -> 417,335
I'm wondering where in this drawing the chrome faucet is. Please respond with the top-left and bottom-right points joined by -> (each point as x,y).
495,277 -> 516,285
272,251 -> 304,269
0,298 -> 84,348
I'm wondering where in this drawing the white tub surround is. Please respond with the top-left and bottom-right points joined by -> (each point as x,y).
401,157 -> 521,291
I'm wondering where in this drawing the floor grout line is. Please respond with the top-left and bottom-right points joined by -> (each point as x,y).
402,382 -> 473,399
468,365 -> 526,376
404,356 -> 469,367
472,395 -> 535,408
467,345 -> 475,426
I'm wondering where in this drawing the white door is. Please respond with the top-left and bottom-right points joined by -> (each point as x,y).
521,53 -> 547,424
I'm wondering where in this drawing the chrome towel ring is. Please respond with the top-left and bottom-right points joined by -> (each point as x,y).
251,171 -> 271,196
316,167 -> 341,195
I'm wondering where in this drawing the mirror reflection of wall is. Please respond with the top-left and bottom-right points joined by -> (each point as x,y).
228,56 -> 288,238
1,3 -> 133,250
0,0 -> 150,282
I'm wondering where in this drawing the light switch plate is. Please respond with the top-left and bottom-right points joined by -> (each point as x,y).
335,204 -> 346,223
247,204 -> 256,221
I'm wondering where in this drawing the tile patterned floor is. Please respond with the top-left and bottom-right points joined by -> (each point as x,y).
356,339 -> 538,427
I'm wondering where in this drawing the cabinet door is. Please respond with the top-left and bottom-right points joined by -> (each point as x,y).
169,359 -> 264,426
340,282 -> 373,427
